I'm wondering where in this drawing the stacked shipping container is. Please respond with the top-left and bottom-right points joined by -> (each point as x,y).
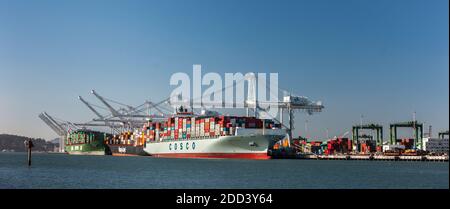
324,138 -> 352,155
357,140 -> 377,153
66,131 -> 102,145
142,116 -> 280,143
399,138 -> 414,149
106,131 -> 145,146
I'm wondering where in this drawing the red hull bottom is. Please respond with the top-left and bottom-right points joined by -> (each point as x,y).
150,153 -> 271,160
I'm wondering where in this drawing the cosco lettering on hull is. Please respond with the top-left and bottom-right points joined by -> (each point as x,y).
169,142 -> 196,151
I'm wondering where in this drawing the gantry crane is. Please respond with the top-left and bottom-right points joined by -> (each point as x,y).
438,130 -> 449,139
352,124 -> 383,147
88,90 -> 170,129
40,90 -> 173,151
168,73 -> 324,140
78,96 -> 107,121
91,90 -> 122,117
38,112 -> 82,152
389,121 -> 423,149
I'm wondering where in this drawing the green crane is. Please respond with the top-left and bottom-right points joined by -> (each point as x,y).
438,131 -> 449,139
389,121 -> 423,149
352,124 -> 383,147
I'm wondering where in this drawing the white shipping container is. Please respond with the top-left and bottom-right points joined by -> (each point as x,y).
383,145 -> 405,152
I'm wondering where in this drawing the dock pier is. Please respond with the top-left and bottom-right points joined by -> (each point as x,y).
281,154 -> 449,162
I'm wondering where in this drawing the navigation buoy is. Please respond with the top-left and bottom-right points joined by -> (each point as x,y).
24,139 -> 34,166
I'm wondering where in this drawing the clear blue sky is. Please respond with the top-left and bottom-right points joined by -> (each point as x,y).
0,0 -> 448,140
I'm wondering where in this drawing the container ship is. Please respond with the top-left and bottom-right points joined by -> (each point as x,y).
105,131 -> 148,156
142,108 -> 287,160
65,130 -> 111,155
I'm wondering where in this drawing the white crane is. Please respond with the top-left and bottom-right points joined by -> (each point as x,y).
38,112 -> 82,152
78,96 -> 107,120
91,90 -> 122,117
168,74 -> 324,140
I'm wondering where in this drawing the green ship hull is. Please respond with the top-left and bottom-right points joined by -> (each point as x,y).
65,130 -> 111,155
65,144 -> 110,155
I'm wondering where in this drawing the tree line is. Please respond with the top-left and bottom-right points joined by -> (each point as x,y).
0,134 -> 57,152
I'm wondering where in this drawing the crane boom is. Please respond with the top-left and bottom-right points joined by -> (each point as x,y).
168,91 -> 324,140
91,90 -> 121,117
78,96 -> 105,119
42,112 -> 68,135
38,112 -> 69,152
168,100 -> 323,111
39,113 -> 66,136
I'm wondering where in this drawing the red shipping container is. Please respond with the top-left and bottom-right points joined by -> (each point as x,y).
256,120 -> 263,128
376,146 -> 382,152
362,143 -> 367,153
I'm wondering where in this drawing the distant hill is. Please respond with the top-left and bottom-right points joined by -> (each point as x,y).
0,134 -> 57,152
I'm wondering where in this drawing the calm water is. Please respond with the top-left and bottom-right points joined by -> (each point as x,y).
0,152 -> 448,189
